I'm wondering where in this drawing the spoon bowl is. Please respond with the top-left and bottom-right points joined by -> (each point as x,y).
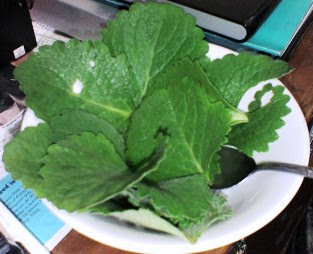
212,146 -> 313,189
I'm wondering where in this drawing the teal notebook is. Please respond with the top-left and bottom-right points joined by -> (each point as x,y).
204,0 -> 313,58
242,0 -> 313,56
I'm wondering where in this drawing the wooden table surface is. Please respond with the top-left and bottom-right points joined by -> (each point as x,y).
48,22 -> 313,254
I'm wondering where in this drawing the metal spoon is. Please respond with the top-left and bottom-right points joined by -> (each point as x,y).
211,146 -> 313,189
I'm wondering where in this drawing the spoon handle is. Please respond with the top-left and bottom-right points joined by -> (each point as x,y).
256,163 -> 313,178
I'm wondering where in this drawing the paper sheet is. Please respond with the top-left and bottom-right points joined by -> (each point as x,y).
32,22 -> 71,50
0,22 -> 72,253
0,111 -> 71,253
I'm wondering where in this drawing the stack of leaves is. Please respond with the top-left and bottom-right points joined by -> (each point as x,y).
3,2 -> 292,243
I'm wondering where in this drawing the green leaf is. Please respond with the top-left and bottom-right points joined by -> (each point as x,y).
101,2 -> 208,97
228,84 -> 291,156
89,195 -> 187,240
127,175 -> 231,243
17,2 -> 208,132
206,153 -> 222,184
127,78 -> 233,181
15,40 -> 139,131
87,195 -> 136,214
198,55 -> 212,70
106,208 -> 186,240
50,110 -> 125,159
202,52 -> 292,106
3,124 -> 51,190
133,175 -> 225,221
178,195 -> 232,243
95,204 -> 230,244
148,58 -> 247,125
38,132 -> 159,211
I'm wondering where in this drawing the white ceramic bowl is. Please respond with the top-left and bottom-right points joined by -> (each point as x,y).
22,44 -> 310,254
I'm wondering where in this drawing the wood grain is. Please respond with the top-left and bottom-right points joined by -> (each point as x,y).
281,22 -> 313,122
51,230 -> 136,254
52,230 -> 232,254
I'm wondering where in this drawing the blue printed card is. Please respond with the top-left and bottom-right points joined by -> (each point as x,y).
0,174 -> 68,246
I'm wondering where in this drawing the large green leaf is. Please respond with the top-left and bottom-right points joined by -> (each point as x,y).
148,58 -> 225,104
106,208 -> 186,240
50,110 -> 125,158
133,175 -> 226,221
178,196 -> 231,243
15,40 -> 139,131
85,195 -> 135,214
148,58 -> 247,125
202,52 -> 292,106
39,132 -> 161,211
89,197 -> 186,240
127,77 -> 232,181
126,175 -> 231,243
3,124 -> 50,190
206,152 -> 222,185
228,84 -> 291,156
101,2 -> 208,97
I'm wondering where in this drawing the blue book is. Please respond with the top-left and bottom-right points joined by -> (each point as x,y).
204,0 -> 313,59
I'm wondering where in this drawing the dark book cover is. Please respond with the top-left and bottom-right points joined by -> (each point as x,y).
113,0 -> 281,40
169,0 -> 282,40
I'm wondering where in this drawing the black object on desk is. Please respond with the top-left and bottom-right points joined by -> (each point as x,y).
118,0 -> 281,41
0,0 -> 37,68
0,233 -> 25,254
168,0 -> 281,41
0,65 -> 25,113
